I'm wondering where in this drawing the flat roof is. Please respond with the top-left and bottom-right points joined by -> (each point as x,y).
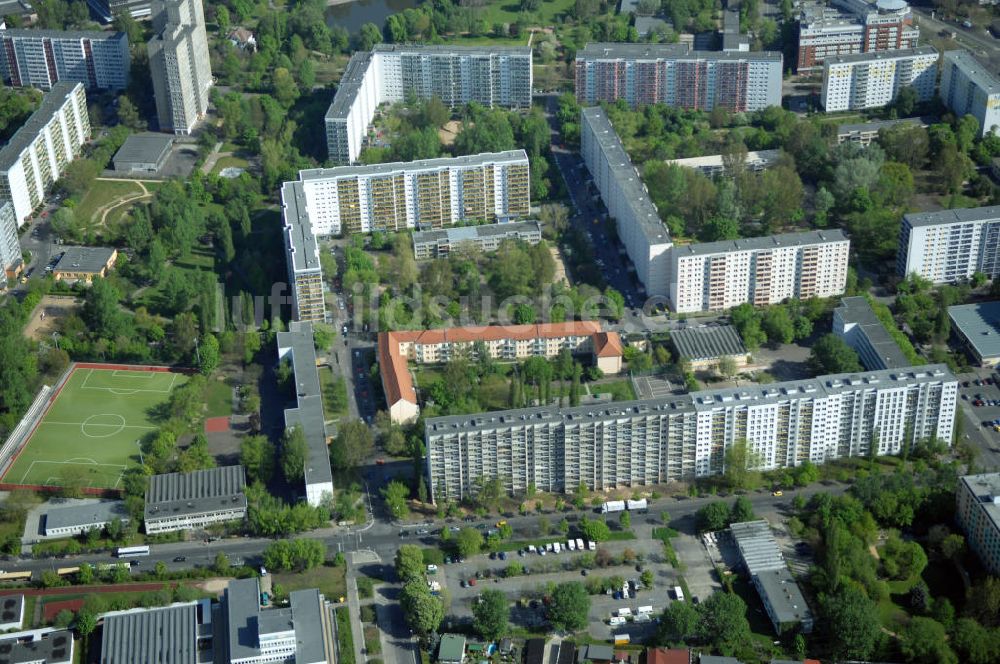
837,115 -> 933,135
224,578 -> 260,662
281,181 -> 321,275
577,42 -> 782,62
372,43 -> 530,56
730,520 -> 784,574
671,229 -> 847,258
288,590 -> 326,662
0,28 -> 126,41
824,45 -> 937,66
0,629 -> 73,664
100,603 -> 199,664
438,634 -> 467,661
276,322 -> 334,488
836,296 -> 910,369
144,465 -> 247,522
113,132 -> 173,165
0,596 -> 23,627
634,17 -> 670,36
722,9 -> 749,50
412,220 -> 542,246
903,204 -> 1000,228
299,150 -> 528,181
755,567 -> 813,626
949,301 -> 1000,361
44,500 -> 128,532
581,107 -> 670,247
944,50 -> 1000,96
0,81 -> 81,173
53,245 -> 116,274
325,50 -> 373,119
665,149 -> 781,170
960,473 -> 1000,547
671,325 -> 747,362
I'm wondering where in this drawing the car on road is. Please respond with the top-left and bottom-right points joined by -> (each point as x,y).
173,556 -> 186,562
426,564 -> 438,573
772,490 -> 783,497
416,529 -> 429,535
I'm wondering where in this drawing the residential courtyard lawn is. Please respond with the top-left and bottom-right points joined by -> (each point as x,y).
73,180 -> 144,225
274,563 -> 346,600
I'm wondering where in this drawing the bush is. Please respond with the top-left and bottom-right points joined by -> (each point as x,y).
335,608 -> 355,664
360,604 -> 377,623
357,576 -> 374,599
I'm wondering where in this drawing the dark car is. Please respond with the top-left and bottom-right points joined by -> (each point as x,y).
173,556 -> 187,562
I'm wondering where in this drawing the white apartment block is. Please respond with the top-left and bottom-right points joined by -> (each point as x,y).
669,230 -> 850,313
575,43 -> 783,112
147,0 -> 212,135
0,201 -> 20,287
957,473 -> 1000,576
426,364 -> 957,501
581,107 -> 671,297
281,181 -> 325,323
821,46 -> 938,111
897,205 -> 1000,283
797,0 -> 919,71
0,81 -> 89,226
291,151 -> 530,236
0,28 -> 130,91
326,44 -> 533,164
940,50 -> 1000,137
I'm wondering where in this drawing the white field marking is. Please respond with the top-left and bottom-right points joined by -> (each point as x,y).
20,459 -> 126,484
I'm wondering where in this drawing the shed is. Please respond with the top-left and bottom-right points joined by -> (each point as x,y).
438,634 -> 466,664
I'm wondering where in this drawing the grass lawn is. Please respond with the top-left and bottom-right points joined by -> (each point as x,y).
469,0 -> 575,26
274,563 -> 346,600
591,379 -> 636,401
435,33 -> 531,46
319,366 -> 349,420
73,180 -> 144,225
211,155 -> 250,176
3,366 -> 188,489
204,378 -> 233,418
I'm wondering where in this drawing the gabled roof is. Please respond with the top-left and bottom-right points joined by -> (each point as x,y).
647,649 -> 690,664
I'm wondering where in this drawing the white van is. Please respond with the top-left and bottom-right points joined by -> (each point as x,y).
617,608 -> 632,618
576,538 -> 584,550
553,542 -> 562,553
588,541 -> 596,551
567,539 -> 576,551
673,586 -> 685,601
609,616 -> 626,626
637,605 -> 653,615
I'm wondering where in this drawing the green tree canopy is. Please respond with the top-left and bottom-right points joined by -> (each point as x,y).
473,589 -> 509,641
547,582 -> 590,632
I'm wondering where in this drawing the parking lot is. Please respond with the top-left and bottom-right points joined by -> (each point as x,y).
633,375 -> 677,400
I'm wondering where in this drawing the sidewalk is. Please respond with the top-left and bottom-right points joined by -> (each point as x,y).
347,552 -> 371,664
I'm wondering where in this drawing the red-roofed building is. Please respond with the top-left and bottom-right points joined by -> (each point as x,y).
645,648 -> 690,664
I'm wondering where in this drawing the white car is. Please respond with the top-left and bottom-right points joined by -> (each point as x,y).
426,564 -> 438,573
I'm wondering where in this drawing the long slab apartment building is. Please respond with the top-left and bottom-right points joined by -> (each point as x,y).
0,28 -> 130,91
574,43 -> 782,112
426,364 -> 957,501
797,0 -> 919,71
821,46 -> 938,112
897,205 -> 1000,284
940,50 -> 1000,138
0,81 -> 89,225
326,44 -> 532,164
580,107 -> 850,311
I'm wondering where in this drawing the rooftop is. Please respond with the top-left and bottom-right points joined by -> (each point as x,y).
372,43 -> 530,56
577,42 -> 782,62
0,28 -> 126,41
44,500 -> 128,532
836,115 -> 933,135
325,50 -> 373,119
288,590 -> 327,663
960,473 -> 1000,541
944,50 -> 1000,97
438,634 -> 467,662
949,301 -> 1000,361
671,325 -> 747,362
299,150 -> 528,181
699,658 -> 745,664
721,9 -> 749,51
100,603 -> 199,664
412,220 -> 542,246
113,132 -> 173,165
824,45 -> 937,66
671,229 -> 848,258
0,629 -> 73,664
635,17 -> 670,37
646,648 -> 690,664
52,246 -> 116,275
224,578 -> 260,662
835,296 -> 910,370
903,204 -> 1000,228
730,520 -> 784,575
665,150 -> 781,170
0,595 -> 23,627
144,465 -> 247,521
755,567 -> 814,626
0,81 -> 82,173
281,181 -> 321,275
581,107 -> 670,248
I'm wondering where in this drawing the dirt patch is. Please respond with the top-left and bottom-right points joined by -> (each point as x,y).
549,246 -> 568,285
198,578 -> 231,594
24,295 -> 81,342
438,120 -> 462,146
42,598 -> 83,621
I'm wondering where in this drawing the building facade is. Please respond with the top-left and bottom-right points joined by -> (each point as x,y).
292,151 -> 530,236
833,296 -> 910,370
426,364 -> 957,501
143,465 -> 248,534
940,50 -> 1000,137
0,81 -> 89,225
797,0 -> 919,71
281,181 -> 325,323
412,220 -> 542,260
956,473 -> 1000,575
0,29 -> 129,91
668,230 -> 850,313
147,0 -> 212,135
575,43 -> 783,112
326,44 -> 532,164
0,201 -> 20,288
88,0 -> 152,21
897,205 -> 1000,283
821,46 -> 938,112
581,107 -> 672,297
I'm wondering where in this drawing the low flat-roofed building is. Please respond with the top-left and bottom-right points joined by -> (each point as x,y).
51,246 -> 117,283
670,325 -> 749,371
949,301 -> 1000,367
836,116 -> 932,145
664,150 -> 781,177
143,465 -> 248,534
42,500 -> 129,537
99,602 -> 205,664
412,221 -> 543,260
438,634 -> 466,664
0,628 -> 73,664
834,296 -> 909,370
112,132 -> 173,174
0,595 -> 25,631
635,17 -> 670,37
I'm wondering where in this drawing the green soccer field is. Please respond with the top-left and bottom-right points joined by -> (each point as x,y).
3,366 -> 189,490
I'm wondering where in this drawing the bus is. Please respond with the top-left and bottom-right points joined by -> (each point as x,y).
0,571 -> 32,582
115,545 -> 150,558
56,567 -> 80,576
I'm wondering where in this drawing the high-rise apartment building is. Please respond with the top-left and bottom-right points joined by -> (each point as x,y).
281,181 -> 325,323
821,46 -> 938,111
291,151 -> 530,236
0,29 -> 130,91
574,43 -> 783,112
87,0 -> 152,22
326,44 -> 532,164
940,50 -> 1000,137
0,81 -> 89,225
147,0 -> 212,135
897,206 -> 1000,284
0,201 -> 20,288
797,0 -> 919,71
426,364 -> 957,501
956,473 -> 1000,576
669,230 -> 851,313
580,107 -> 672,298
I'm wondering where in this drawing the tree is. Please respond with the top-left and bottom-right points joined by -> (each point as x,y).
473,589 -> 509,640
395,544 -> 425,583
620,511 -> 631,529
717,355 -> 738,379
75,608 -> 97,636
359,22 -> 383,50
382,481 -> 410,519
240,435 -> 275,483
821,586 -> 882,660
454,527 -> 484,557
698,592 -> 752,656
198,333 -> 220,375
723,439 -> 761,490
400,580 -> 443,635
580,518 -> 612,542
658,600 -> 699,644
730,496 -> 755,524
213,551 -> 231,575
696,501 -> 731,532
941,533 -> 966,561
280,426 -> 308,483
762,306 -> 795,345
83,277 -> 127,340
331,419 -> 374,471
548,582 -> 590,632
900,617 -> 957,664
808,333 -> 863,375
